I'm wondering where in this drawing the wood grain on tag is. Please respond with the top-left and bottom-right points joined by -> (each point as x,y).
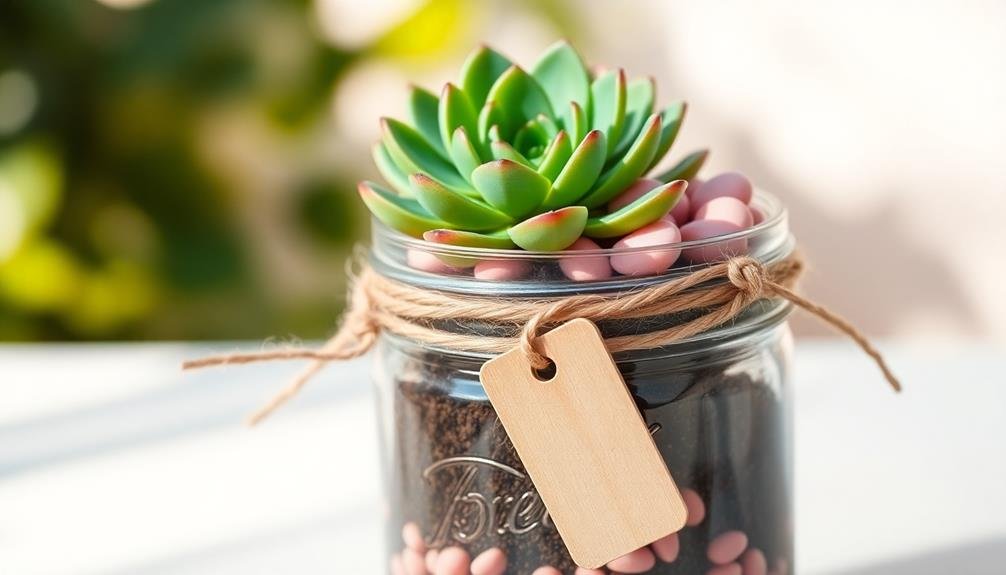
479,319 -> 686,568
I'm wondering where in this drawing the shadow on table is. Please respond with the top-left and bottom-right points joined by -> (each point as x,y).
828,537 -> 1006,575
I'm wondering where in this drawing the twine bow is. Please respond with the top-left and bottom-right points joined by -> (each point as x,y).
184,253 -> 901,425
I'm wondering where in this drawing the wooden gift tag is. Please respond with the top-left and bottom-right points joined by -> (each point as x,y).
479,318 -> 687,568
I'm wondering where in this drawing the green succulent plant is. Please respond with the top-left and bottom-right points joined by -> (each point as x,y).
358,41 -> 707,252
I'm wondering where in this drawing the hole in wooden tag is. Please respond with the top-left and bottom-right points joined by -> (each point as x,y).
531,357 -> 557,382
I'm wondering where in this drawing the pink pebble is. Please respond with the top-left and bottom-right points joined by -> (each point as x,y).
682,488 -> 707,527
651,532 -> 680,563
532,568 -> 563,575
751,207 -> 765,225
403,548 -> 427,575
474,259 -> 530,280
607,178 -> 663,212
610,220 -> 682,276
668,191 -> 691,225
407,249 -> 457,274
425,549 -> 439,573
470,547 -> 507,575
390,553 -> 406,575
690,172 -> 753,213
606,546 -> 656,573
686,178 -> 705,199
402,522 -> 426,553
741,549 -> 768,575
707,563 -> 743,575
574,568 -> 606,575
435,546 -> 471,575
695,196 -> 754,228
707,531 -> 749,565
559,237 -> 612,281
680,219 -> 748,263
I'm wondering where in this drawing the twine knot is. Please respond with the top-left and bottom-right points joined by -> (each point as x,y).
183,252 -> 901,425
726,257 -> 768,301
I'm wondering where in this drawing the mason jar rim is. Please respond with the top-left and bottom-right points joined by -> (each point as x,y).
369,189 -> 794,298
375,189 -> 787,260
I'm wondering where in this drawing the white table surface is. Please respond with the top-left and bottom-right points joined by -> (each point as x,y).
1,340 -> 1004,574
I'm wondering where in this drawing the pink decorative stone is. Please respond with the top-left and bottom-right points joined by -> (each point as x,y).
751,207 -> 765,225
531,568 -> 563,575
403,548 -> 427,575
434,546 -> 471,575
686,178 -> 705,199
407,249 -> 457,274
694,196 -> 754,228
610,219 -> 682,276
402,522 -> 426,553
741,548 -> 768,575
682,488 -> 707,527
707,562 -> 743,575
606,546 -> 657,573
470,547 -> 507,575
473,259 -> 530,280
425,549 -> 439,573
667,191 -> 692,225
707,531 -> 749,565
607,178 -> 663,212
680,219 -> 748,263
651,532 -> 681,563
559,237 -> 612,281
390,554 -> 406,575
690,172 -> 753,213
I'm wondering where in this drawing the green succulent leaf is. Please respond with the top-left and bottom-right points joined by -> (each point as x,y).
381,117 -> 474,195
612,77 -> 655,158
372,143 -> 413,197
579,114 -> 662,209
471,159 -> 550,219
647,102 -> 687,171
449,128 -> 483,185
485,65 -> 553,140
513,118 -> 551,160
410,173 -> 512,230
531,40 -> 590,129
423,228 -> 515,250
583,180 -> 686,238
423,228 -> 514,267
358,180 -> 448,237
654,149 -> 709,183
536,131 -> 573,182
477,100 -> 505,146
541,129 -> 607,209
408,85 -> 447,157
486,124 -> 503,142
590,69 -> 627,157
568,101 -> 588,144
460,45 -> 514,111
490,140 -> 534,168
507,206 -> 588,251
534,114 -> 560,139
438,83 -> 480,158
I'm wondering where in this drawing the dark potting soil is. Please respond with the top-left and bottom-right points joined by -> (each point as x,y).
384,350 -> 793,575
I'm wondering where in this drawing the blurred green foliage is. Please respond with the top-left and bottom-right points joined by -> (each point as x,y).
0,0 -> 577,341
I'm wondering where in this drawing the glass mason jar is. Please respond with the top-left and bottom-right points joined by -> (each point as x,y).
371,192 -> 795,575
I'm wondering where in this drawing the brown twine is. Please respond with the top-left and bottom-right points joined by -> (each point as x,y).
183,253 -> 901,425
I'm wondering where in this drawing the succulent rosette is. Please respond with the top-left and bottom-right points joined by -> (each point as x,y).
358,41 -> 709,255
